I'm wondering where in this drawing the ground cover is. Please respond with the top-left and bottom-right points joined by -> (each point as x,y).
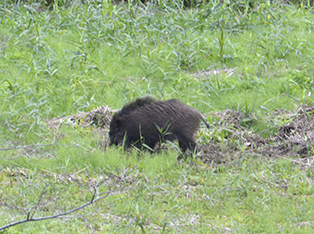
1,0 -> 314,232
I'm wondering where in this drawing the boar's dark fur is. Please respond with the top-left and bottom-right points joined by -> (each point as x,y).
109,96 -> 209,153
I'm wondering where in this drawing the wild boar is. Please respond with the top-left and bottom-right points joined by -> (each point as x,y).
109,96 -> 209,153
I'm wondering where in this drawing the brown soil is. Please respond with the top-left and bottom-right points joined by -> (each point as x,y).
197,104 -> 314,168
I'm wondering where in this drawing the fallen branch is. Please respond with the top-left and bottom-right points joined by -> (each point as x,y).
0,186 -> 121,231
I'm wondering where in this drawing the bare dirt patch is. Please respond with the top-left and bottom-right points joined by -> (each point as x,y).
198,104 -> 314,168
191,67 -> 235,79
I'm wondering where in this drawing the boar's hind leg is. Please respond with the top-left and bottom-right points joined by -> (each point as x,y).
177,136 -> 197,154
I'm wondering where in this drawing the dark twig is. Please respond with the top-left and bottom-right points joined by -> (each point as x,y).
0,186 -> 120,231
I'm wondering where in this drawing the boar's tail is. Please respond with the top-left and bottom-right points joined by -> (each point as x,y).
201,115 -> 210,129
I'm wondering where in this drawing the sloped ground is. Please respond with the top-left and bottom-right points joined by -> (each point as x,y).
47,103 -> 314,169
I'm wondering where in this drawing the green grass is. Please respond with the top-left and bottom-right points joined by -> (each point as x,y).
1,0 -> 314,233
2,142 -> 314,233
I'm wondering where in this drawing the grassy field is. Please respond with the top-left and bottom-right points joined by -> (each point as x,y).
1,0 -> 314,233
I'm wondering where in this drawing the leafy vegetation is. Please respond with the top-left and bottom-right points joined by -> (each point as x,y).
1,0 -> 314,232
